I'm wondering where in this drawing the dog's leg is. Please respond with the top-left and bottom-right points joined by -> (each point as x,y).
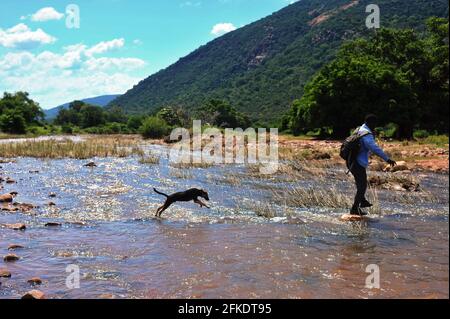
155,205 -> 164,217
157,202 -> 171,217
194,199 -> 210,209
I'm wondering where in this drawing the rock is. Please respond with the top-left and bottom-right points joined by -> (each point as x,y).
21,290 -> 45,299
1,205 -> 19,212
0,192 -> 16,203
0,269 -> 11,278
5,178 -> 16,184
84,162 -> 97,167
49,193 -> 57,198
8,244 -> 24,250
340,214 -> 367,222
45,222 -> 61,227
13,202 -> 35,213
2,223 -> 26,231
48,202 -> 56,206
27,277 -> 43,285
3,254 -> 20,262
384,161 -> 409,172
29,170 -> 39,174
371,162 -> 386,172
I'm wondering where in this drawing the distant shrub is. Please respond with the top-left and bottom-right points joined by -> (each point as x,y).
413,130 -> 430,139
0,111 -> 27,134
127,115 -> 145,131
378,123 -> 399,139
26,125 -> 50,135
421,135 -> 449,147
62,124 -> 74,134
140,116 -> 170,139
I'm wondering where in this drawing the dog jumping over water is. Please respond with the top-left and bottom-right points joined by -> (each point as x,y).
153,188 -> 210,217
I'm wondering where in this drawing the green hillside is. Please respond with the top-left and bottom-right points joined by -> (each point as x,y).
109,0 -> 449,124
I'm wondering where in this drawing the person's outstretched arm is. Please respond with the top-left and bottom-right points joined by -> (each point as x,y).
362,134 -> 392,163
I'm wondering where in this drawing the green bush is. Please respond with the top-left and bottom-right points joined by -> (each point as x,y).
0,111 -> 27,134
421,135 -> 449,147
127,115 -> 145,131
26,125 -> 50,135
413,129 -> 430,139
62,124 -> 74,134
379,123 -> 399,139
140,117 -> 170,139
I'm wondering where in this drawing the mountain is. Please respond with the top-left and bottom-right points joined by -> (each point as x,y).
44,95 -> 121,120
108,0 -> 449,124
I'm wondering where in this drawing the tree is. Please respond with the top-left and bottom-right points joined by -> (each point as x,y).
0,92 -> 43,125
288,20 -> 449,139
79,104 -> 106,128
140,116 -> 170,139
106,106 -> 128,124
196,99 -> 250,128
0,110 -> 27,134
156,107 -> 182,126
127,115 -> 145,131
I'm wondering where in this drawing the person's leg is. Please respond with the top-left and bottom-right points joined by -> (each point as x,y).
350,163 -> 368,214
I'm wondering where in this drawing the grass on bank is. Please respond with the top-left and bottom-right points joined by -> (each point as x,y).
0,136 -> 142,159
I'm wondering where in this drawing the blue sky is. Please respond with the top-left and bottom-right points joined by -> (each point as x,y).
0,0 -> 295,109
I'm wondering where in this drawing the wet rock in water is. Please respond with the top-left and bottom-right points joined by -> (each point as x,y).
8,244 -> 24,250
49,193 -> 57,198
45,222 -> 62,227
5,178 -> 16,184
67,221 -> 88,227
340,214 -> 367,222
368,174 -> 420,192
1,205 -> 19,212
48,202 -> 56,206
384,161 -> 409,172
0,192 -> 17,203
21,290 -> 45,299
3,254 -> 20,262
29,170 -> 39,174
84,162 -> 97,167
2,223 -> 26,231
27,277 -> 43,286
11,202 -> 35,214
0,269 -> 11,278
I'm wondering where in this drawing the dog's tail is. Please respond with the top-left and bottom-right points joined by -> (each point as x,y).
153,188 -> 169,197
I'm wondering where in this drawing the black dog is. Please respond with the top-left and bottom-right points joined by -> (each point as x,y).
153,188 -> 210,217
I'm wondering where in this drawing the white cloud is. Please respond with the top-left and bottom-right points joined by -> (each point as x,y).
85,57 -> 146,72
31,7 -> 64,22
211,23 -> 236,36
85,38 -> 125,56
0,39 -> 146,108
180,1 -> 202,7
0,23 -> 56,49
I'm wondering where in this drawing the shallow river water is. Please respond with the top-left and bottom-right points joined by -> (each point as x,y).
0,141 -> 448,299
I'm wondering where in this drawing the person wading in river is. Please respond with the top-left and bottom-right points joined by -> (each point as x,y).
348,114 -> 397,216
